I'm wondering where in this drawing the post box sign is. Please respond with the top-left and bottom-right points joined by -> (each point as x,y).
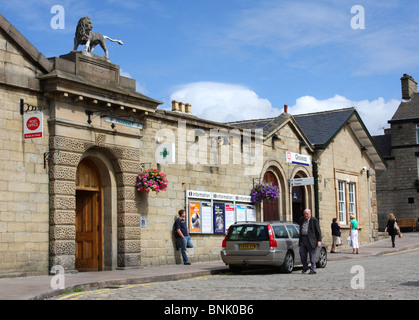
23,112 -> 43,139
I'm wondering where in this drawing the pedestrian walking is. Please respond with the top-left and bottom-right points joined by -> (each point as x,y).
174,209 -> 193,265
385,213 -> 400,248
298,208 -> 322,274
330,218 -> 341,253
349,214 -> 359,254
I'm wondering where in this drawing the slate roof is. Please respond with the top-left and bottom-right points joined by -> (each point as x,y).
227,107 -> 387,170
372,134 -> 392,159
293,108 -> 355,147
390,93 -> 419,122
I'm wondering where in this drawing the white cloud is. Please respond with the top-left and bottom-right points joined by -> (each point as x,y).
169,82 -> 399,136
289,95 -> 400,135
169,82 -> 279,122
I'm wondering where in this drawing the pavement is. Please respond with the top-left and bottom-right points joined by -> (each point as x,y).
1,232 -> 418,300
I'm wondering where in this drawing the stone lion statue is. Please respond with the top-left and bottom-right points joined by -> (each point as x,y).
72,16 -> 123,59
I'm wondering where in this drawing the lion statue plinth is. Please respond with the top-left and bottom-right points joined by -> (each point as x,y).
72,16 -> 123,60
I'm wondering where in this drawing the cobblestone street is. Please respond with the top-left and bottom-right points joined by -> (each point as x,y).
51,248 -> 419,300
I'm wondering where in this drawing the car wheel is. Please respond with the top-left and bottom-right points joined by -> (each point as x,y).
280,251 -> 294,273
316,247 -> 327,268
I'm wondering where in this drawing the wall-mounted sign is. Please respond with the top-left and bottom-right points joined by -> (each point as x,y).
103,116 -> 143,129
185,190 -> 255,235
290,177 -> 315,186
286,151 -> 311,166
23,112 -> 43,139
156,143 -> 176,164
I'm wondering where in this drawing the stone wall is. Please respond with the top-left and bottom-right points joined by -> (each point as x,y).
315,125 -> 378,245
0,30 -> 50,276
376,122 -> 419,222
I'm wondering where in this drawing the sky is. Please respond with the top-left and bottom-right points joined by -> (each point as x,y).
3,0 -> 419,136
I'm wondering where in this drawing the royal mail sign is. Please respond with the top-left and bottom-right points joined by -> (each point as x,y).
23,112 -> 43,139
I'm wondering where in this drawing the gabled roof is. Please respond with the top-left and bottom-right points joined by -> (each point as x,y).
0,13 -> 53,73
294,107 -> 386,170
294,108 -> 355,148
227,112 -> 314,152
229,107 -> 387,170
389,92 -> 419,123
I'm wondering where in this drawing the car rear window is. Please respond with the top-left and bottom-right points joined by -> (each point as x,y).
227,225 -> 269,241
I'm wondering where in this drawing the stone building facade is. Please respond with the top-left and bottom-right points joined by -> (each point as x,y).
374,74 -> 419,229
0,14 -> 385,276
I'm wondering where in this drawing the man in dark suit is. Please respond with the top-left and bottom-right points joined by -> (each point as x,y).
299,208 -> 322,274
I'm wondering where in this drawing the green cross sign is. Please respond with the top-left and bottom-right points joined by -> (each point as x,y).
160,147 -> 169,159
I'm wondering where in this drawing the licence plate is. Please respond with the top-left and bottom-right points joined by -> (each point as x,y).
240,244 -> 257,249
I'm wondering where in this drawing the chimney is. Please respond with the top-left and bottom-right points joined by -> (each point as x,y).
185,103 -> 192,114
179,102 -> 185,113
284,104 -> 288,113
401,74 -> 417,100
171,100 -> 179,111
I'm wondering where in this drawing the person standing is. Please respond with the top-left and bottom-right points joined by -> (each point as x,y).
385,213 -> 399,248
330,218 -> 341,253
174,209 -> 193,265
299,208 -> 322,274
349,214 -> 359,254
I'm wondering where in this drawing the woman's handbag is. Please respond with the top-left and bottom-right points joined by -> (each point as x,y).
347,236 -> 352,246
394,221 -> 399,231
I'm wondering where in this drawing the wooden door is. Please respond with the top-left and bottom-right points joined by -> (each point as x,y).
75,159 -> 102,271
263,171 -> 279,221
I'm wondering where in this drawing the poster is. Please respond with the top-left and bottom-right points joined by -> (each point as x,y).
213,202 -> 225,234
201,202 -> 213,234
246,205 -> 256,222
189,202 -> 201,233
236,204 -> 246,222
225,204 -> 236,230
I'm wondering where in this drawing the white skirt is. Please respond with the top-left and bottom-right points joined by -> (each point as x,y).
350,230 -> 359,248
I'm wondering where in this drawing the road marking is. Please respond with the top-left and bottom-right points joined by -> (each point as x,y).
384,247 -> 419,256
56,275 -> 216,300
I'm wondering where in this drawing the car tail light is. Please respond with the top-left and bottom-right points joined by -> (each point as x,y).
222,227 -> 230,248
268,224 -> 277,247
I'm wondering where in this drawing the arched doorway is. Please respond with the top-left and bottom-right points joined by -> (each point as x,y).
292,185 -> 305,223
263,171 -> 279,221
75,158 -> 103,271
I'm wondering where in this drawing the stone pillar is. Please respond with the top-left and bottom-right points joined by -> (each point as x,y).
48,137 -> 81,273
117,171 -> 142,268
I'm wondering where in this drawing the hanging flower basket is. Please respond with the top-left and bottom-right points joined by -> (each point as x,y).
137,168 -> 168,193
250,182 -> 279,204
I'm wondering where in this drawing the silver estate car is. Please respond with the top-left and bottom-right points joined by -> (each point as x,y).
221,221 -> 327,273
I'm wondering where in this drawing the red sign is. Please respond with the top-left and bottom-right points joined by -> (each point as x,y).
24,113 -> 43,139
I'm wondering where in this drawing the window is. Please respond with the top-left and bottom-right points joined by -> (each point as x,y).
338,180 -> 357,225
227,225 -> 268,241
273,225 -> 288,238
348,182 -> 356,217
338,181 -> 347,224
285,225 -> 300,239
416,124 -> 419,143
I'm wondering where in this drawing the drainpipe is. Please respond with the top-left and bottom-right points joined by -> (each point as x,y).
313,160 -> 319,219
